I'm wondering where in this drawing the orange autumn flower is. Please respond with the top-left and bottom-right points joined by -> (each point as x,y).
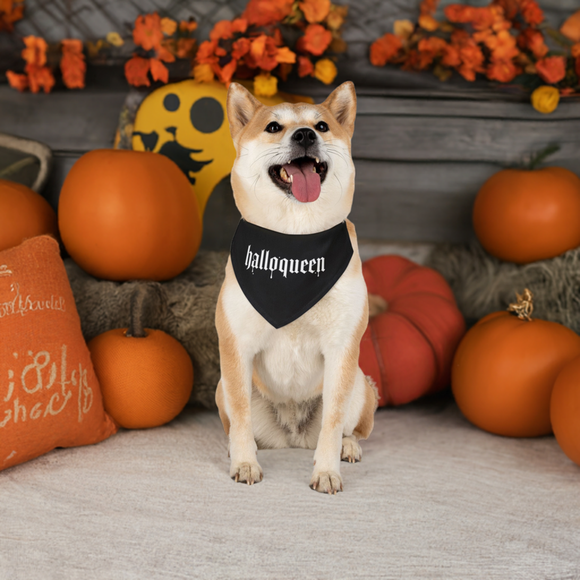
6,70 -> 28,91
196,40 -> 219,65
275,46 -> 296,64
133,13 -> 163,51
560,9 -> 580,43
298,55 -> 314,77
444,5 -> 494,31
491,0 -> 519,21
231,18 -> 248,34
441,44 -> 461,67
210,20 -> 233,41
160,17 -> 177,36
519,0 -> 544,26
370,33 -> 402,66
215,58 -> 237,85
0,0 -> 24,31
418,14 -> 439,31
26,65 -> 55,93
125,55 -> 151,87
22,36 -> 48,67
314,57 -> 337,84
60,39 -> 86,89
485,30 -> 519,61
535,56 -> 566,84
247,34 -> 279,71
417,36 -> 447,69
420,0 -> 439,15
517,28 -> 548,58
299,0 -> 330,24
231,37 -> 251,60
300,23 -> 333,56
326,6 -> 347,30
487,59 -> 520,82
243,0 -> 293,27
149,58 -> 169,83
451,32 -> 485,81
179,19 -> 198,33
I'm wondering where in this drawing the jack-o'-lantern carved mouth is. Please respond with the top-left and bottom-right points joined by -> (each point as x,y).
268,156 -> 328,203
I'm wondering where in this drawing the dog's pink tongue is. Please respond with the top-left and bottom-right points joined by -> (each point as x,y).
283,160 -> 320,203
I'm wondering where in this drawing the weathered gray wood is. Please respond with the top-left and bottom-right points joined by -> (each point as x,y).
353,115 -> 580,164
0,87 -> 126,151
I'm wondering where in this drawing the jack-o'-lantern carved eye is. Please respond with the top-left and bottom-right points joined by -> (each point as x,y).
190,97 -> 224,133
163,93 -> 180,112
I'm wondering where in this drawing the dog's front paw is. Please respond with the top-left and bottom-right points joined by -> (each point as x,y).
341,435 -> 362,463
230,461 -> 263,485
310,470 -> 343,494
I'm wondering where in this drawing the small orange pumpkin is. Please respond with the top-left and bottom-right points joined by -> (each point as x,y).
88,286 -> 193,429
0,179 -> 58,252
473,167 -> 580,264
452,290 -> 580,437
59,149 -> 202,281
551,356 -> 580,467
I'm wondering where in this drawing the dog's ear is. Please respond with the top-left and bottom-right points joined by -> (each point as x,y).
227,82 -> 262,141
322,81 -> 357,138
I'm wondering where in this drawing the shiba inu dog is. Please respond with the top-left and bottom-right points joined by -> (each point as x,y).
215,81 -> 377,494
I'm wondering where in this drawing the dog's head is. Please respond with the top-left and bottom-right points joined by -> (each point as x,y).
227,81 -> 357,233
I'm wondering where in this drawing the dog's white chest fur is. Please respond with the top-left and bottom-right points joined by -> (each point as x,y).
223,257 -> 366,406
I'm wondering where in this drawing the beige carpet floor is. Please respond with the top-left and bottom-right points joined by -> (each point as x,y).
1,394 -> 579,580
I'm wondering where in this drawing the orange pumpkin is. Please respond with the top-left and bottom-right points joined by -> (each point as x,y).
359,255 -> 466,407
551,356 -> 580,467
452,290 -> 580,437
59,149 -> 202,281
88,285 -> 194,429
473,167 -> 580,264
0,179 -> 58,252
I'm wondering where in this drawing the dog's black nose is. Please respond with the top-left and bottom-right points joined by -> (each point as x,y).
292,128 -> 316,147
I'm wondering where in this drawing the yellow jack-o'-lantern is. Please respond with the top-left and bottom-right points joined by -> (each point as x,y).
131,80 -> 312,216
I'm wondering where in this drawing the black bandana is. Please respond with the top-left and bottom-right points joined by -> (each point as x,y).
230,219 -> 354,329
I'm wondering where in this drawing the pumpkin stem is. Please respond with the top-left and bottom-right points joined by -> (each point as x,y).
368,293 -> 388,318
126,282 -> 167,338
526,144 -> 560,170
507,288 -> 534,321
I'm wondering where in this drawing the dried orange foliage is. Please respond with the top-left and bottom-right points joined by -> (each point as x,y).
60,39 -> 86,89
7,35 -> 55,93
370,0 -> 580,95
0,0 -> 23,31
194,0 -> 346,93
124,11 -> 197,87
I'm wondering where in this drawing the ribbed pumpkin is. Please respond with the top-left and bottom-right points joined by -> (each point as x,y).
473,167 -> 580,264
359,255 -> 466,407
452,290 -> 580,437
88,286 -> 193,429
551,356 -> 580,466
0,179 -> 58,252
59,149 -> 202,281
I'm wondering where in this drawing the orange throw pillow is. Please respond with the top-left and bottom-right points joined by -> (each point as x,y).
0,235 -> 117,471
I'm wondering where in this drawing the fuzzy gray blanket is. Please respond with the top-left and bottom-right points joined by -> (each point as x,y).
427,242 -> 580,332
65,251 -> 227,409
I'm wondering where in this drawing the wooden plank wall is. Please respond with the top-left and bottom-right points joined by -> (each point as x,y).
2,0 -> 579,247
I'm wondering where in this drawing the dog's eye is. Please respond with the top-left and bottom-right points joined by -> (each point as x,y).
315,121 -> 329,133
265,121 -> 282,133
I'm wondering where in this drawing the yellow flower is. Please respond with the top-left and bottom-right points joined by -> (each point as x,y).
393,19 -> 414,40
313,58 -> 337,84
418,14 -> 439,31
161,17 -> 177,36
531,85 -> 560,114
105,32 -> 124,47
193,63 -> 214,83
254,73 -> 278,97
